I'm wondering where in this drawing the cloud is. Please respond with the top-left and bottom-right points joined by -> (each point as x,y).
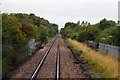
2,0 -> 119,29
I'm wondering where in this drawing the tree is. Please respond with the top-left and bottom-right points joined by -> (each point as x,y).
99,18 -> 116,30
2,13 -> 58,78
61,19 -> 119,46
2,14 -> 27,48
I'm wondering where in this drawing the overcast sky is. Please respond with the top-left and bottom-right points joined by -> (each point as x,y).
1,0 -> 119,29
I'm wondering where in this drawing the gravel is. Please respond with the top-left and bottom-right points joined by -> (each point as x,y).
60,37 -> 89,78
8,38 -> 55,79
36,36 -> 59,79
8,35 -> 90,79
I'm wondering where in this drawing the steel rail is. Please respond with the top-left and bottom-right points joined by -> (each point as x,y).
56,42 -> 60,80
30,37 -> 57,80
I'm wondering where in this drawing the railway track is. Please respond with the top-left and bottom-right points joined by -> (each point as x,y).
8,35 -> 90,79
56,43 -> 60,80
30,37 -> 60,80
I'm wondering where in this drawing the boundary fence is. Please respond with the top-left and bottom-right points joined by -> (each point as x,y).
99,43 -> 120,58
88,41 -> 120,57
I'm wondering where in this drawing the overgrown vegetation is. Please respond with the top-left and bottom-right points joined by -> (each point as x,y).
61,19 -> 119,78
61,19 -> 120,46
2,13 -> 58,77
67,38 -> 118,78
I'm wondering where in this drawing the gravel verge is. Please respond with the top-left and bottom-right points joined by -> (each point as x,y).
7,38 -> 55,79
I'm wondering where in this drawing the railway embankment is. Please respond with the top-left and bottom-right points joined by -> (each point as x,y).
67,38 -> 118,78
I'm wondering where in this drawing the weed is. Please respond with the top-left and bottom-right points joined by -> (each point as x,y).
67,38 -> 118,78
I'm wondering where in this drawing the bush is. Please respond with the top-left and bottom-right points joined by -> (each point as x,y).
78,32 -> 94,42
2,13 -> 58,78
60,19 -> 119,46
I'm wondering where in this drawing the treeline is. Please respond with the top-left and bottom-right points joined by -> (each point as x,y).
2,13 -> 58,77
61,19 -> 120,46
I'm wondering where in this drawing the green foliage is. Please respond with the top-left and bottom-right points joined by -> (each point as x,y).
60,22 -> 77,38
99,18 -> 116,30
96,26 -> 120,46
77,25 -> 100,42
2,13 -> 27,48
78,32 -> 94,42
21,22 -> 40,41
2,13 -> 58,78
61,19 -> 119,46
38,25 -> 49,44
111,26 -> 120,46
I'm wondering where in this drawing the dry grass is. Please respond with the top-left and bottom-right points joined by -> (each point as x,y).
67,38 -> 118,78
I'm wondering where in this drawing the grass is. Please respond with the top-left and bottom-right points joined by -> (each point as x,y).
67,38 -> 118,78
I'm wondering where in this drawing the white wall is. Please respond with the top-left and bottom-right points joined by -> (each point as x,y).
99,43 -> 120,58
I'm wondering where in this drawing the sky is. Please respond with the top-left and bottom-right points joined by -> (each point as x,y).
1,0 -> 120,30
